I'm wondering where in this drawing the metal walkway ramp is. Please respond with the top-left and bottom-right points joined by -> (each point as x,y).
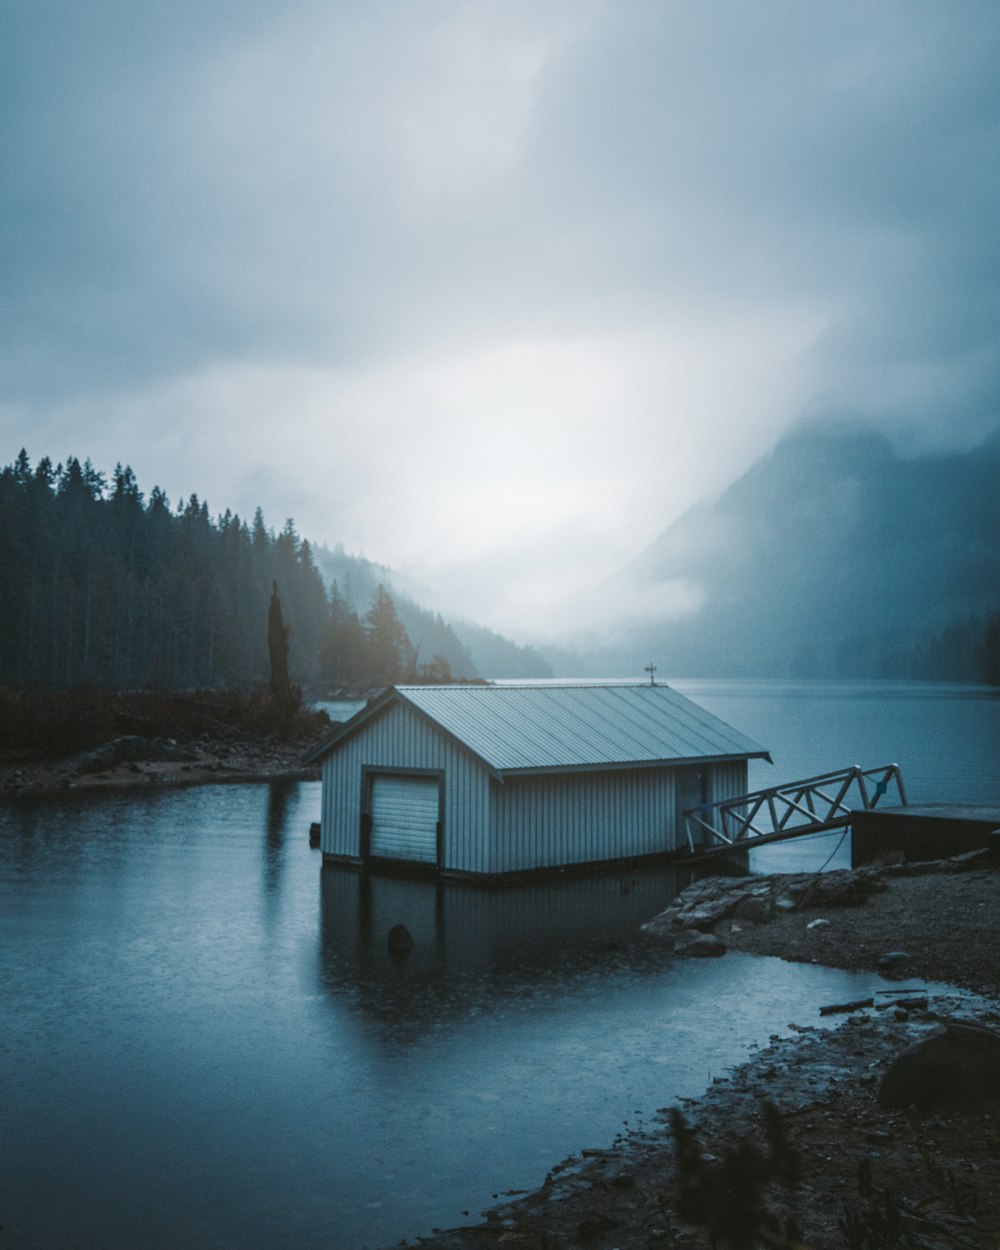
681,763 -> 907,858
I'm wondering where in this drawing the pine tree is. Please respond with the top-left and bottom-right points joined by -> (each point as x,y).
365,584 -> 415,685
268,582 -> 294,735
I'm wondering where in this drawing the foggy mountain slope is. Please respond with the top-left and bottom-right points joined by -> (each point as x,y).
447,618 -> 553,681
312,543 -> 552,680
598,423 -> 1000,677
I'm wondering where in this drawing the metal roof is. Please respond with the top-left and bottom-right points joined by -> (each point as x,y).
308,683 -> 770,774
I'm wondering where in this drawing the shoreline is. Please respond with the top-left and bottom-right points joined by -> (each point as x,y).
406,851 -> 1000,1249
0,737 -> 322,798
4,758 -> 997,1245
416,987 -> 1000,1250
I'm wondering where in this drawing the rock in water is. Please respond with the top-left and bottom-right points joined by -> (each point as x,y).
387,924 -> 415,955
877,950 -> 913,977
879,1022 -> 1000,1110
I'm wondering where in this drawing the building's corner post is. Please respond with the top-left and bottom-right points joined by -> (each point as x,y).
894,764 -> 908,807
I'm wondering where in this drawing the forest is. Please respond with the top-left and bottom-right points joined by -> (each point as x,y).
0,450 -> 481,693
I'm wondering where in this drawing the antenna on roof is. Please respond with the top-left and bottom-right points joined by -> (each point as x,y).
644,662 -> 657,687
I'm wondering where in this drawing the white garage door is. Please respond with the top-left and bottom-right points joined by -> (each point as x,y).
369,775 -> 440,863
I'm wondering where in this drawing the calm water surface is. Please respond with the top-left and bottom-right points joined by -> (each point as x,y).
2,681 -> 996,1248
671,679 -> 1000,871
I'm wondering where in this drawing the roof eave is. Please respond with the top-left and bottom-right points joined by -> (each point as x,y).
495,750 -> 772,779
303,687 -> 505,782
302,688 -> 397,765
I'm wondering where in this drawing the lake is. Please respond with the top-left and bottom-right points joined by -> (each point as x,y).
2,680 -> 997,1248
669,679 -> 1000,871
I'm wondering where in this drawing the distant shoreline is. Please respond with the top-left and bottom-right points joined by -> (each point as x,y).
0,686 -> 333,798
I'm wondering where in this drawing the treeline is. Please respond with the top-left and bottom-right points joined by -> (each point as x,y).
0,451 -> 478,692
0,686 -> 331,757
833,610 -> 1000,684
905,610 -> 1000,685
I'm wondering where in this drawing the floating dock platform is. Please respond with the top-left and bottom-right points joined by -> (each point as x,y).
851,804 -> 1000,867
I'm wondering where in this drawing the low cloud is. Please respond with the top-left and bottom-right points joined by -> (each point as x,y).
2,1 -> 998,636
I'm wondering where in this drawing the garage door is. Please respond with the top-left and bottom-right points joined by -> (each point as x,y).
369,775 -> 440,864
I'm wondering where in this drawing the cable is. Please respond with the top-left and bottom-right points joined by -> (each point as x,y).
794,825 -> 849,909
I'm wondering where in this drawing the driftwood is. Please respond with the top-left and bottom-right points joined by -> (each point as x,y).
875,997 -> 928,1012
819,997 -> 874,1016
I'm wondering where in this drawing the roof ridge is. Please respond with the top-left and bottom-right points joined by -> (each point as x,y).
309,681 -> 769,767
396,681 -> 657,690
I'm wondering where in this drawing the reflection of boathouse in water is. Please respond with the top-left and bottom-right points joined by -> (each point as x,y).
316,866 -> 695,1038
305,683 -> 770,879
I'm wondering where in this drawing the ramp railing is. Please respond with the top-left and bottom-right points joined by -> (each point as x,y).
681,763 -> 907,856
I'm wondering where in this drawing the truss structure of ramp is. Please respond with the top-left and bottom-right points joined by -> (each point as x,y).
681,763 -> 907,858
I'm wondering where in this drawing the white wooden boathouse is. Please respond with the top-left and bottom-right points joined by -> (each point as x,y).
306,683 -> 770,879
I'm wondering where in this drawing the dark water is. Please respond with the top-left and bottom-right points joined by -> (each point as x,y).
2,681 -> 996,1248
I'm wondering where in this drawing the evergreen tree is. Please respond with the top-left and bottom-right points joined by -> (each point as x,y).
0,451 -> 488,694
365,583 -> 415,685
268,582 -> 294,734
321,582 -> 368,689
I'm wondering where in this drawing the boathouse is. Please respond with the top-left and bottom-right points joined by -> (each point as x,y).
306,683 -> 770,879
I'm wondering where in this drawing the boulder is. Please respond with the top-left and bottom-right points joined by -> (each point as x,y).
675,898 -> 739,930
674,931 -> 727,959
73,736 -> 198,774
644,876 -> 748,932
787,868 -> 886,908
879,1022 -> 1000,1110
877,951 -> 912,977
735,892 -> 774,924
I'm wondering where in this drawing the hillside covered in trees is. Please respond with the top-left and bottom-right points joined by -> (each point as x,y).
310,544 -> 552,680
0,451 -> 550,693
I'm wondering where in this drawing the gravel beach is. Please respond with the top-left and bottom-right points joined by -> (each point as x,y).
408,849 -> 1000,1250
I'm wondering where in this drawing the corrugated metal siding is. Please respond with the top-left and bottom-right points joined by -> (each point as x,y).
709,760 -> 749,807
489,767 -> 678,873
397,683 -> 768,772
318,699 -> 759,876
707,760 -> 750,845
321,701 -> 490,871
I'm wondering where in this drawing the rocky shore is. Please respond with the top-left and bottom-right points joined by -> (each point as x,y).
407,847 -> 1000,1250
0,729 -> 323,795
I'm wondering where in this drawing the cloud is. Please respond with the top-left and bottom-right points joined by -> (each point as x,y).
1,0 -> 998,635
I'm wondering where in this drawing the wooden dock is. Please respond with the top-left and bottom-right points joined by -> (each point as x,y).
680,763 -> 907,860
851,803 -> 1000,867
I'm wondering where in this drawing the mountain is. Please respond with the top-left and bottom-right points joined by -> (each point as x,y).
446,618 -> 553,681
311,543 -> 552,680
588,422 -> 1000,678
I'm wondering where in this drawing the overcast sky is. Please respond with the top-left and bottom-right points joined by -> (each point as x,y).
2,1 -> 998,638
